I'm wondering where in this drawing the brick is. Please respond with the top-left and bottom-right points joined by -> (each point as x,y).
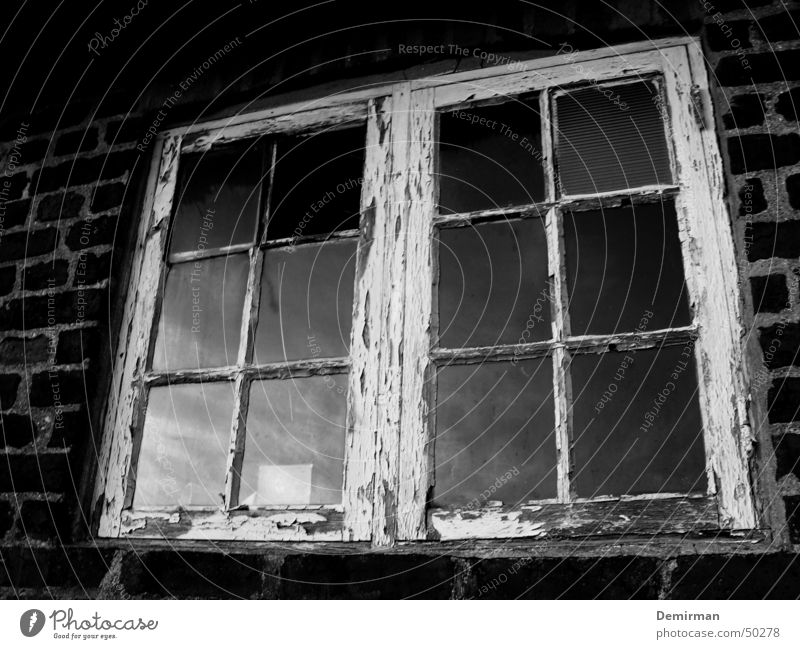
0,451 -> 72,493
66,215 -> 117,251
0,374 -> 21,409
105,118 -> 146,144
0,499 -> 11,537
746,220 -> 800,261
0,198 -> 31,228
1,172 -> 28,202
31,150 -> 136,193
787,173 -> 800,210
0,413 -> 37,449
786,495 -> 800,543
0,289 -> 105,330
768,377 -> 800,423
36,192 -> 85,222
30,370 -> 90,407
716,50 -> 800,86
18,499 -> 69,541
0,227 -> 58,262
0,266 -> 14,297
757,10 -> 800,42
0,335 -> 51,365
751,275 -> 789,314
23,260 -> 69,291
90,183 -> 126,213
56,328 -> 98,365
776,87 -> 800,122
706,20 -> 750,52
0,546 -> 113,590
722,93 -> 765,129
75,252 -> 112,286
728,134 -> 800,174
738,177 -> 767,215
714,0 -> 772,9
48,408 -> 90,449
54,127 -> 99,156
17,138 -> 49,166
667,554 -> 800,598
774,434 -> 800,482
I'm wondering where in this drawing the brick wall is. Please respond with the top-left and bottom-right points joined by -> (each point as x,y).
1,0 -> 799,598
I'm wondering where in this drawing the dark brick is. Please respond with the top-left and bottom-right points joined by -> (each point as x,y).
774,433 -> 800,482
90,183 -> 126,213
787,174 -> 800,210
105,118 -> 146,144
751,275 -> 789,314
757,10 -> 800,42
75,252 -> 112,286
739,177 -> 767,215
2,172 -> 28,202
0,266 -> 14,297
32,151 -> 136,193
706,20 -> 750,52
776,87 -> 800,122
0,227 -> 58,262
728,134 -> 800,174
0,198 -> 31,228
715,0 -> 774,9
0,335 -> 51,365
0,289 -> 105,330
17,138 -> 49,166
280,555 -> 454,599
0,546 -> 113,590
56,328 -> 98,365
0,413 -> 36,449
18,499 -> 69,541
36,192 -> 85,222
120,551 -> 262,598
23,260 -> 69,291
722,93 -> 765,129
716,50 -> 800,86
786,495 -> 800,543
65,216 -> 116,250
30,369 -> 90,407
746,220 -> 800,261
0,499 -> 11,537
0,451 -> 72,493
768,377 -> 800,423
0,374 -> 21,409
54,128 -> 99,156
668,554 -> 800,598
760,322 -> 799,369
48,408 -> 90,449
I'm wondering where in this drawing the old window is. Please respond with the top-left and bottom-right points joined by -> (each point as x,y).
95,38 -> 756,544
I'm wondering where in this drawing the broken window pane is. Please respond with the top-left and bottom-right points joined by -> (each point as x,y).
152,254 -> 249,371
438,218 -> 551,349
564,202 -> 691,336
254,240 -> 356,363
268,127 -> 365,240
556,81 -> 672,195
133,382 -> 235,507
438,97 -> 545,214
239,375 -> 348,506
571,347 -> 706,498
433,358 -> 556,507
169,141 -> 262,258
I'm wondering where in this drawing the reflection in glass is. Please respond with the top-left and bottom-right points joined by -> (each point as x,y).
571,348 -> 706,497
240,375 -> 347,506
433,358 -> 556,507
268,128 -> 365,240
438,97 -> 545,214
169,141 -> 262,257
254,240 -> 356,363
133,382 -> 234,507
564,202 -> 690,336
556,80 -> 672,195
438,219 -> 550,349
153,254 -> 248,371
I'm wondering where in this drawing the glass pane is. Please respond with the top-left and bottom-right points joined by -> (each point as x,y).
240,375 -> 347,506
168,141 -> 262,257
254,240 -> 356,363
153,254 -> 248,371
556,80 -> 672,195
438,219 -> 550,349
133,382 -> 234,507
438,97 -> 545,214
433,358 -> 556,507
564,202 -> 690,336
571,348 -> 706,498
268,127 -> 365,240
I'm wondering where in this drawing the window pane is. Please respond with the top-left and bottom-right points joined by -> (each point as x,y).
438,219 -> 550,349
268,127 -> 365,240
571,348 -> 706,498
169,141 -> 262,257
564,202 -> 691,336
254,240 -> 356,363
133,382 -> 234,507
433,358 -> 556,507
438,97 -> 545,214
556,81 -> 672,195
153,254 -> 248,371
240,375 -> 347,506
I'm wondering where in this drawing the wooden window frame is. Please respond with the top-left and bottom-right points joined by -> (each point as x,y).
93,36 -> 757,545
